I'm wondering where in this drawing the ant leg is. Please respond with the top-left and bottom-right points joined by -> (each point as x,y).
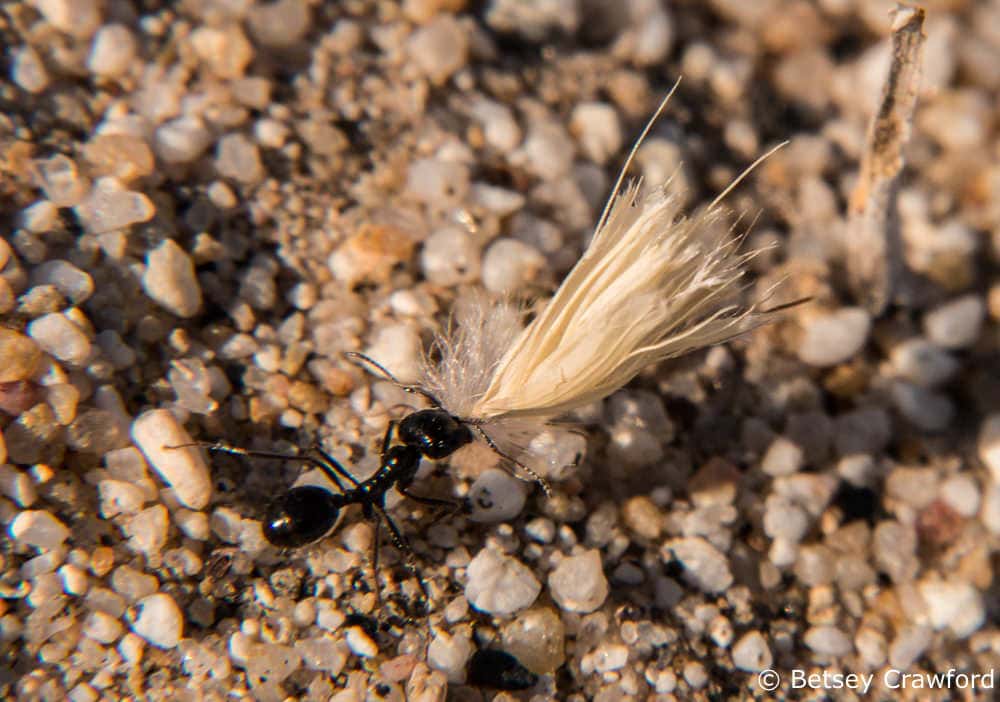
373,505 -> 431,612
344,351 -> 443,408
173,441 -> 352,493
399,487 -> 464,520
471,426 -> 552,497
312,445 -> 362,488
370,515 -> 382,612
380,420 -> 398,461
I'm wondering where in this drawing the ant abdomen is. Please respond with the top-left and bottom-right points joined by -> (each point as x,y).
265,485 -> 345,548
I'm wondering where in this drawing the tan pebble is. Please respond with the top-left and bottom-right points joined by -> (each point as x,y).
328,223 -> 415,287
288,381 -> 328,414
82,134 -> 155,183
0,330 -> 43,382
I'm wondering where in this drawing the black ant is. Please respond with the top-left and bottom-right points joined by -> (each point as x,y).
181,352 -> 548,609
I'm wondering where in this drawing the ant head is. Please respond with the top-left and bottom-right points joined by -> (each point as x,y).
264,485 -> 345,548
398,409 -> 474,460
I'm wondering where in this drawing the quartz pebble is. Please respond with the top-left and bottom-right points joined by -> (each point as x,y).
923,295 -> 985,349
889,338 -> 959,387
87,24 -> 136,78
481,238 -> 547,293
547,550 -> 609,613
500,607 -> 565,674
30,260 -> 94,304
9,510 -> 70,549
804,626 -> 853,657
761,436 -> 804,476
346,626 -> 378,658
142,239 -> 202,318
215,133 -> 265,185
406,15 -> 469,85
247,0 -> 311,47
131,410 -> 213,510
978,414 -> 1000,482
427,629 -> 473,683
421,227 -> 480,285
27,313 -> 92,366
570,102 -> 623,165
465,548 -> 541,615
798,308 -> 871,367
154,117 -> 213,164
74,177 -> 155,233
467,469 -> 527,523
12,46 -> 49,93
732,631 -> 772,672
83,611 -> 124,644
663,537 -> 733,593
919,579 -> 985,638
131,593 -> 182,649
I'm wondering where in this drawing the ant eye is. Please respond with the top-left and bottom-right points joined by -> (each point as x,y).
264,486 -> 341,548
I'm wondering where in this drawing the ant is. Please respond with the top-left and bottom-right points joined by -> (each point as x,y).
184,352 -> 548,610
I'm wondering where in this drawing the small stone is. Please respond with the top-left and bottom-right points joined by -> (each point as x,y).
112,565 -> 158,602
27,312 -> 92,366
20,201 -> 59,233
98,480 -> 146,518
469,98 -> 522,152
328,223 -> 416,287
3,402 -> 63,465
683,661 -> 708,689
977,414 -> 1000,482
346,626 -> 378,658
500,607 -> 565,675
763,495 -> 810,542
0,464 -> 36,506
131,593 -> 182,649
87,24 -> 136,79
131,409 -> 213,510
142,239 -> 202,318
923,294 -> 985,349
891,381 -> 954,432
663,537 -> 732,593
215,133 -> 265,185
30,260 -> 94,304
9,510 -> 69,549
467,469 -> 527,523
940,474 -> 980,517
465,548 -> 541,615
797,307 -> 871,367
154,117 -> 213,164
190,25 -> 253,79
919,579 -> 985,638
246,643 -> 302,689
591,643 -> 629,673
406,158 -> 470,208
513,121 -> 575,180
889,338 -> 959,387
12,46 -> 49,93
82,134 -> 154,183
732,631 -> 772,672
547,550 -> 609,613
873,520 -> 918,583
407,15 -> 469,85
82,611 -> 124,644
35,154 -> 89,207
833,407 -> 891,456
427,629 -> 473,683
570,102 -> 623,165
485,0 -> 579,40
855,627 -> 887,668
247,0 -> 311,47
421,227 -> 480,286
889,626 -> 930,669
34,0 -> 102,38
74,177 -> 155,233
761,436 -> 804,476
124,505 -> 169,557
481,238 -> 547,293
622,496 -> 663,540
363,324 -> 422,385
0,330 -> 43,382
804,626 -> 853,657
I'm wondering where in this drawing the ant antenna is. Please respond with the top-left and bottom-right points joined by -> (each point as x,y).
344,351 -> 444,408
472,425 -> 552,498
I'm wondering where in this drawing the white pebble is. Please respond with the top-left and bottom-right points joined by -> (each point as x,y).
131,409 -> 213,510
20,200 -> 59,233
87,24 -> 136,78
940,474 -> 980,517
797,307 -> 871,367
98,479 -> 146,518
215,133 -> 265,185
804,626 -> 853,657
73,177 -> 155,233
58,563 -> 89,596
919,579 -> 985,638
345,626 -> 378,658
142,239 -> 202,318
12,46 -> 49,93
465,548 -> 540,615
363,324 -> 422,385
889,338 -> 959,387
762,495 -> 809,542
36,154 -> 88,207
125,505 -> 169,557
761,436 -> 804,476
467,469 -> 527,523
570,102 -> 622,165
663,537 -> 732,593
548,550 -> 609,613
247,0 -> 311,47
27,312 -> 92,366
513,122 -> 575,181
923,294 -> 985,349
978,414 -> 1000,482
154,116 -> 212,164
34,0 -> 102,38
891,381 -> 954,432
83,610 -> 124,644
0,464 -> 37,507
31,260 -> 94,304
427,629 -> 473,683
855,627 -> 887,668
591,643 -> 629,673
468,98 -> 521,152
481,238 -> 546,293
10,510 -> 69,549
732,631 -> 772,672
131,593 -> 183,649
406,158 -> 470,207
889,626 -> 930,669
112,565 -> 158,601
406,15 -> 469,85
245,643 -> 302,685
421,227 -> 480,285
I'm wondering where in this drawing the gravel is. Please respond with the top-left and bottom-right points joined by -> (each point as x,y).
3,2 -> 998,699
